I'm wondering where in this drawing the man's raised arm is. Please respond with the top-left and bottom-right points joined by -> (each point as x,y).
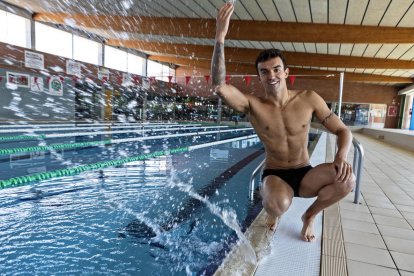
211,3 -> 250,113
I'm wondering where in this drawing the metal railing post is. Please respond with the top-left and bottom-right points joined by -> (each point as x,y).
352,138 -> 364,204
249,159 -> 265,201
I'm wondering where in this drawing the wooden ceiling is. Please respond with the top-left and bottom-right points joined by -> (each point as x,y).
4,0 -> 414,87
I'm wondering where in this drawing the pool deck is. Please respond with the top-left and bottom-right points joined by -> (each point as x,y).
216,128 -> 414,275
335,132 -> 414,276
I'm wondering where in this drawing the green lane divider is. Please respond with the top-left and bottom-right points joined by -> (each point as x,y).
0,140 -> 112,156
0,147 -> 189,190
0,135 -> 46,141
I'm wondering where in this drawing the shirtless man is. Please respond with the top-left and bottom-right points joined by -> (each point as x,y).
211,3 -> 355,242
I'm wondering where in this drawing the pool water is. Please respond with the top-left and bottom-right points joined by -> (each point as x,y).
0,132 -> 265,275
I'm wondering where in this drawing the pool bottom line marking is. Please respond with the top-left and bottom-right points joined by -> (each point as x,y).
0,134 -> 258,189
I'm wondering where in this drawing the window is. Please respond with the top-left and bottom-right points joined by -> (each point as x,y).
0,10 -> 30,48
147,60 -> 174,81
73,35 -> 101,65
35,22 -> 72,58
127,53 -> 144,75
104,45 -> 127,72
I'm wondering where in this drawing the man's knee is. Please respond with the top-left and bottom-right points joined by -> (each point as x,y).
338,175 -> 355,195
262,196 -> 291,217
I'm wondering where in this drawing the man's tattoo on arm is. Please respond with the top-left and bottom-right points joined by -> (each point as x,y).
211,41 -> 226,86
321,112 -> 334,125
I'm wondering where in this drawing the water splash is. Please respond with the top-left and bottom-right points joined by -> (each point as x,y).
167,170 -> 257,266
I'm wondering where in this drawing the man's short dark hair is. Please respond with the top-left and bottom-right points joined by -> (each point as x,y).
255,49 -> 287,75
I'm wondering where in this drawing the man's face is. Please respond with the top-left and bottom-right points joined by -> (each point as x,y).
257,57 -> 289,94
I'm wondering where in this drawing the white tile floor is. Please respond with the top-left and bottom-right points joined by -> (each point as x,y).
340,133 -> 414,275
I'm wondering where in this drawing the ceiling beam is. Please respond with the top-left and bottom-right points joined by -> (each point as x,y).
34,13 -> 414,43
108,39 -> 414,70
148,55 -> 413,84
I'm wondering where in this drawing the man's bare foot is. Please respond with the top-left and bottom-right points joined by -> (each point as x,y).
265,215 -> 277,231
301,214 -> 316,242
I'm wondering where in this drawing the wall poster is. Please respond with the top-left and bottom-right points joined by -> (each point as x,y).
6,72 -> 30,88
25,51 -> 44,70
30,76 -> 44,92
48,76 -> 63,96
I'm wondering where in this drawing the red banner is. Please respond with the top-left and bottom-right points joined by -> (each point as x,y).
168,75 -> 173,83
132,75 -> 140,85
185,76 -> 191,85
243,75 -> 251,87
288,76 -> 296,87
225,75 -> 231,84
204,75 -> 210,83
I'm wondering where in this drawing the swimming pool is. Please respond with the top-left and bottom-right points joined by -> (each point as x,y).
0,123 -> 319,275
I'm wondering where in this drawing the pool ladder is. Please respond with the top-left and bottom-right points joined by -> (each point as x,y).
249,137 -> 365,204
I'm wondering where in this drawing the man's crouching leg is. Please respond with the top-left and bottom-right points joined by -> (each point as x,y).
301,172 -> 355,242
261,176 -> 294,231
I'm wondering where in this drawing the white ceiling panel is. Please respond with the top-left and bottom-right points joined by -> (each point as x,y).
240,0 -> 267,20
259,41 -> 276,49
362,0 -> 391,26
373,69 -> 386,74
194,1 -> 217,17
351,44 -> 368,57
339,44 -> 354,56
379,0 -> 414,26
363,44 -> 383,58
162,0 -> 196,17
303,43 -> 317,53
292,42 -> 306,52
315,43 -> 328,54
310,0 -> 328,23
391,71 -> 406,76
328,0 -> 347,24
232,0 -> 253,20
275,0 -> 297,22
397,2 -> 414,27
271,42 -> 286,50
363,69 -> 376,74
328,44 -> 340,55
291,0 -> 312,22
354,69 -> 365,73
374,44 -> 398,58
381,69 -> 399,75
162,0 -> 194,17
401,71 -> 414,77
345,0 -> 369,25
385,44 -> 413,59
399,46 -> 414,60
281,42 -> 295,51
258,0 -> 282,21
345,68 -> 355,72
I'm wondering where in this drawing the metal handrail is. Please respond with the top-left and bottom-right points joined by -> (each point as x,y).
248,136 -> 365,204
352,137 -> 364,204
249,159 -> 265,201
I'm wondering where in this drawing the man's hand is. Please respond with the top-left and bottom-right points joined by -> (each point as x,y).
215,3 -> 234,43
333,156 -> 352,182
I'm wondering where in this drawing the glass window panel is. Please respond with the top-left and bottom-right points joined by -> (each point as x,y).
127,53 -> 144,75
147,60 -> 163,80
104,45 -> 127,72
73,35 -> 100,65
0,10 -> 6,43
35,22 -> 72,58
0,11 -> 30,48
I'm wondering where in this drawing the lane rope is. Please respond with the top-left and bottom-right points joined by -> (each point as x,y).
0,134 -> 258,190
